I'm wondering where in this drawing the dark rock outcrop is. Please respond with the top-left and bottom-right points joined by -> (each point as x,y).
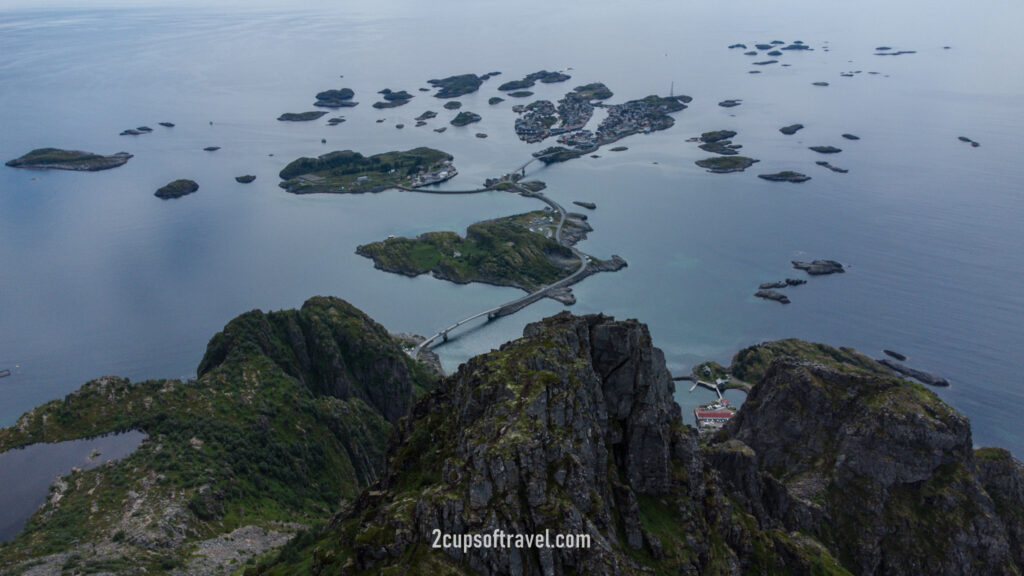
792,259 -> 844,275
816,160 -> 849,173
758,171 -> 811,182
755,289 -> 791,303
277,111 -> 328,121
154,179 -> 198,199
878,358 -> 950,387
883,349 -> 907,361
810,145 -> 842,154
314,88 -> 357,108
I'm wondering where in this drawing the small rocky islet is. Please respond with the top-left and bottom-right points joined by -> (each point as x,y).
779,123 -> 804,135
754,261 -> 843,305
427,73 -> 484,98
277,111 -> 328,122
5,148 -> 132,171
371,89 -> 413,109
793,259 -> 844,275
235,175 -> 256,184
758,171 -> 811,183
313,88 -> 357,108
697,130 -> 742,155
816,161 -> 849,173
695,155 -> 758,173
450,111 -> 481,127
154,179 -> 198,199
809,145 -> 842,154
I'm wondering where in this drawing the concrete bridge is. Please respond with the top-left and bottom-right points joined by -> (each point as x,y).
413,185 -> 590,355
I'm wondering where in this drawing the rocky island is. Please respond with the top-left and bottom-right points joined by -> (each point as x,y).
371,89 -> 413,108
278,147 -> 455,194
450,111 -> 481,126
698,130 -> 742,155
313,88 -> 357,108
793,259 -> 845,274
498,69 -> 571,91
427,73 -> 484,98
6,148 -> 133,171
154,179 -> 198,199
356,210 -> 588,293
696,155 -> 759,173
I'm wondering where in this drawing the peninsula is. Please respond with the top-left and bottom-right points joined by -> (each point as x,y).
278,147 -> 455,194
6,148 -> 132,171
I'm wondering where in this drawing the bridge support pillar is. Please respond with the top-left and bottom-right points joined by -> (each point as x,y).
442,331 -> 448,342
487,312 -> 497,321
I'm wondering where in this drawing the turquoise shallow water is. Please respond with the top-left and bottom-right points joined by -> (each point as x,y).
1,0 -> 1023,453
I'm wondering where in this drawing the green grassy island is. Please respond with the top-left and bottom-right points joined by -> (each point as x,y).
278,147 -> 455,194
6,148 -> 132,171
356,211 -> 582,292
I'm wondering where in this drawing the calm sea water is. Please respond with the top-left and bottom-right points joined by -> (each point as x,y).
2,0 -> 1023,454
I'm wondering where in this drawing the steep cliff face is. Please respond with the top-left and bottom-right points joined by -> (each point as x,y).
718,353 -> 1021,575
0,296 -> 435,576
259,316 -> 1024,576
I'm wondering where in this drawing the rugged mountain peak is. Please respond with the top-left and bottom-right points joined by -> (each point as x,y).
197,295 -> 429,422
255,318 -> 1024,576
310,312 -> 692,576
715,348 -> 1023,575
